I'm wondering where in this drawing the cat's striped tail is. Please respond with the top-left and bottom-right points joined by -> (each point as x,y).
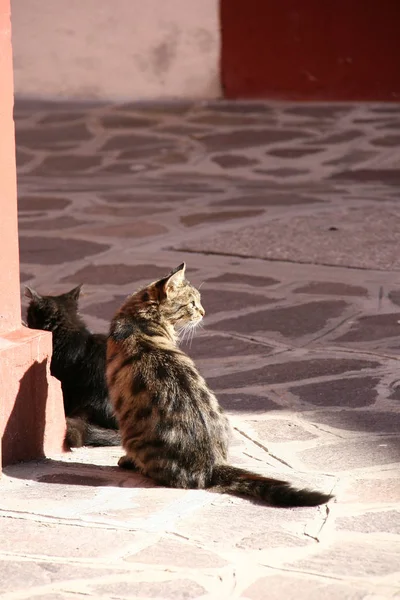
209,465 -> 332,507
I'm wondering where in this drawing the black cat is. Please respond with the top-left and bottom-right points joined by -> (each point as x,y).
25,285 -> 120,448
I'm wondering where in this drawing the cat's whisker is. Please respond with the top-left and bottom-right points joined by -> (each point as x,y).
176,325 -> 185,344
179,323 -> 192,346
190,320 -> 202,347
178,326 -> 186,344
189,325 -> 196,348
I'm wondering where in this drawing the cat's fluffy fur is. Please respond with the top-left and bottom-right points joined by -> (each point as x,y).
106,263 -> 332,507
25,285 -> 120,448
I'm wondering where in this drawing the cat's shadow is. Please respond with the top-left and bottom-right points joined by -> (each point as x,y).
3,458 -> 280,508
3,457 -> 158,490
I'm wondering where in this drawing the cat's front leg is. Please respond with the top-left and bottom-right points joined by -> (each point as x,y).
118,455 -> 140,471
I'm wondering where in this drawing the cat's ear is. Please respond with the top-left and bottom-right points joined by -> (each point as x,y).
24,287 -> 41,301
169,262 -> 186,280
157,263 -> 186,298
66,285 -> 82,301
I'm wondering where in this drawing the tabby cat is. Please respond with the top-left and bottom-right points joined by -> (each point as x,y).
25,285 -> 120,448
106,263 -> 332,507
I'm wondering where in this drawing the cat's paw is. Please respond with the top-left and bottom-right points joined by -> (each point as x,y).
118,455 -> 139,471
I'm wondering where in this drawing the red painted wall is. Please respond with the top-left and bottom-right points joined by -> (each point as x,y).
221,0 -> 400,100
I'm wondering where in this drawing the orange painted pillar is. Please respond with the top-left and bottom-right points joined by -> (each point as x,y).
0,0 -> 65,471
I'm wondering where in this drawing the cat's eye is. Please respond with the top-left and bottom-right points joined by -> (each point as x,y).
190,300 -> 196,307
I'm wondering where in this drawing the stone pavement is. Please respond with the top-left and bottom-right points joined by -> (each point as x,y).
1,99 -> 400,598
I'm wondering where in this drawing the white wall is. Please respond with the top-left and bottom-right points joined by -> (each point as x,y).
11,0 -> 221,100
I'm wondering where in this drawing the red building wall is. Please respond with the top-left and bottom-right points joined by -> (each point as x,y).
221,0 -> 400,100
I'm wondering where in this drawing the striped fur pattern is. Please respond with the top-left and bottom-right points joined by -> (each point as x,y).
107,263 -> 332,507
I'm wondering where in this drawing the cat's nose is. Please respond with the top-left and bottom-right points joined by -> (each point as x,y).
199,307 -> 205,317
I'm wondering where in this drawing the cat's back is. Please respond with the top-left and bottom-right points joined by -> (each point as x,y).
110,332 -> 201,398
109,332 -> 228,442
108,335 -> 228,471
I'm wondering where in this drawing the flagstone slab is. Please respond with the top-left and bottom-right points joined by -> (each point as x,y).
7,98 -> 400,600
